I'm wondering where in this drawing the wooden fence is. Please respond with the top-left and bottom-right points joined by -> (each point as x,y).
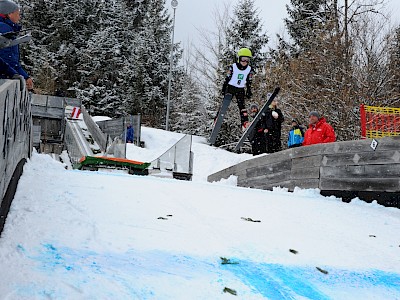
208,137 -> 400,208
0,79 -> 32,234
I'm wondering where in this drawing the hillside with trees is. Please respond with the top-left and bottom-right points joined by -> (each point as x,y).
18,0 -> 400,145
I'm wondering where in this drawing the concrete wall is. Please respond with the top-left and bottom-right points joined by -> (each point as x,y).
208,137 -> 400,208
0,79 -> 32,232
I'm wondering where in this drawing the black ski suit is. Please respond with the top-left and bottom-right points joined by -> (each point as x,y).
221,63 -> 254,126
264,107 -> 284,153
249,113 -> 267,156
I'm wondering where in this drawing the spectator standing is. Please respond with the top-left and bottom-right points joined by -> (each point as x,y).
303,111 -> 336,146
126,123 -> 134,143
0,0 -> 33,90
264,99 -> 284,153
248,103 -> 266,156
0,56 -> 17,78
287,118 -> 305,148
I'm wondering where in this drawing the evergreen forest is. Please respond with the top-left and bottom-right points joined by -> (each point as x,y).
19,0 -> 400,146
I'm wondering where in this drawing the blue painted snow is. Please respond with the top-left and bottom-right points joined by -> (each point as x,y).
14,243 -> 400,299
221,260 -> 329,299
221,260 -> 400,299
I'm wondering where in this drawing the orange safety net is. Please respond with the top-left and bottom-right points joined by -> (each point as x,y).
360,104 -> 400,139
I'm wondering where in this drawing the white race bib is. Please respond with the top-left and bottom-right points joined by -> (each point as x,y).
228,64 -> 251,88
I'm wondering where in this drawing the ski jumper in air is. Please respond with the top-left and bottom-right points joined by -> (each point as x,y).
221,48 -> 254,130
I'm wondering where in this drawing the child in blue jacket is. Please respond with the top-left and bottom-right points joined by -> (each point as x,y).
287,119 -> 304,148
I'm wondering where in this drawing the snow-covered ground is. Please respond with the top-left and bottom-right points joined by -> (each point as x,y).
0,127 -> 399,299
126,127 -> 253,181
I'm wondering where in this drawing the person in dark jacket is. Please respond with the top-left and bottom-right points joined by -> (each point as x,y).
287,118 -> 305,148
0,55 -> 17,78
221,47 -> 254,131
303,111 -> 336,146
126,124 -> 134,143
0,0 -> 33,90
248,103 -> 266,156
264,99 -> 284,153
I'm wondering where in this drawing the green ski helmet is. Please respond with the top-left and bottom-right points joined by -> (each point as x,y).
237,48 -> 252,61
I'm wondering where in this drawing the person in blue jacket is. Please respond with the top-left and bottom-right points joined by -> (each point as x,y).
0,0 -> 33,90
287,118 -> 305,148
0,55 -> 18,78
126,124 -> 134,143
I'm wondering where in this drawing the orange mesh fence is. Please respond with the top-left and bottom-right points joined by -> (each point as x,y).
360,104 -> 400,139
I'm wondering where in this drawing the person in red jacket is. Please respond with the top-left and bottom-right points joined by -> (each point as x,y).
303,111 -> 336,146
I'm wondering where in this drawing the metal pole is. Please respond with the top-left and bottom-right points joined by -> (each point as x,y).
166,1 -> 178,131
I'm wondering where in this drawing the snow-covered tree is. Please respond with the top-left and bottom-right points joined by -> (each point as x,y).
20,0 -> 184,123
73,0 -> 136,116
169,71 -> 206,135
127,0 -> 180,128
268,0 -> 395,143
284,0 -> 328,54
20,0 -> 104,95
388,27 -> 400,101
223,0 -> 269,71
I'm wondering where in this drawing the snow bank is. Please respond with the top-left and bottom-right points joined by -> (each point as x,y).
0,128 -> 399,299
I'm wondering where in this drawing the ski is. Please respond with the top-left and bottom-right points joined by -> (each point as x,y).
233,87 -> 280,151
0,32 -> 31,49
209,93 -> 233,145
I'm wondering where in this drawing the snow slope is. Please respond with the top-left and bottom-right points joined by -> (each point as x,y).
126,127 -> 253,181
0,128 -> 399,299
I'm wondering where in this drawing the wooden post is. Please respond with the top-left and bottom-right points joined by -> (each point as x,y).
360,104 -> 366,139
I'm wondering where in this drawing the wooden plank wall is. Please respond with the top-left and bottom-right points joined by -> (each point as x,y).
208,137 -> 400,197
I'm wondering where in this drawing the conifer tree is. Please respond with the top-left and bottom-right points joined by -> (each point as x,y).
169,70 -> 206,135
127,0 -> 181,128
284,0 -> 328,53
74,0 -> 136,116
20,0 -> 104,95
215,0 -> 269,146
223,0 -> 269,70
388,27 -> 400,99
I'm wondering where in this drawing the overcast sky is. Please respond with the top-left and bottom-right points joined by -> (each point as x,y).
169,0 -> 400,48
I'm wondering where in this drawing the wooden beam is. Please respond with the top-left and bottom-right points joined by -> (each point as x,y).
321,164 -> 400,179
319,178 -> 400,192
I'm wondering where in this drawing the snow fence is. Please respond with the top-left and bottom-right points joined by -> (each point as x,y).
149,134 -> 193,180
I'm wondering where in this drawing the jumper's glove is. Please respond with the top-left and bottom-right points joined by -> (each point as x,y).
246,90 -> 252,99
272,111 -> 279,119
